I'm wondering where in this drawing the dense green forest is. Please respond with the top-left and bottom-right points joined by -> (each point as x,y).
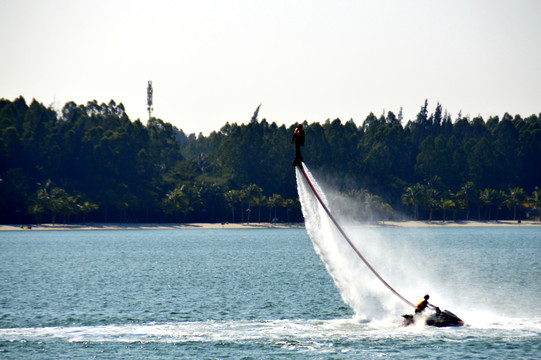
1,97 -> 540,224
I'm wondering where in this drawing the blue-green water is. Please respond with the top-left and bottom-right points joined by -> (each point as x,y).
1,227 -> 540,359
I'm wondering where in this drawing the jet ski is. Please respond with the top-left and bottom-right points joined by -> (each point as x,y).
402,307 -> 464,327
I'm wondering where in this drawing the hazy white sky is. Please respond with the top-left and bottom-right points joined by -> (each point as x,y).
1,0 -> 540,134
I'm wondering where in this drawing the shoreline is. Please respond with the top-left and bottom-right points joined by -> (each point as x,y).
1,220 -> 539,231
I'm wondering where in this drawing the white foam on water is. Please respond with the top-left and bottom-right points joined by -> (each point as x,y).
0,318 -> 375,344
2,317 -> 538,349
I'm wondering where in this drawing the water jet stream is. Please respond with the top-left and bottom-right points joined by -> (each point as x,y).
296,163 -> 415,309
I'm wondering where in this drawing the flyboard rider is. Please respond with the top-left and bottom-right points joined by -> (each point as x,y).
292,123 -> 305,166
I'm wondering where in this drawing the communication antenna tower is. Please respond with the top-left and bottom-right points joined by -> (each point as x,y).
147,80 -> 153,121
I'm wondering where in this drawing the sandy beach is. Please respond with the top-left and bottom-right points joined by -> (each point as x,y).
0,222 -> 304,231
1,220 -> 539,231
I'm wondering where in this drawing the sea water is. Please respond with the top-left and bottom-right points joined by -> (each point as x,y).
0,227 -> 540,359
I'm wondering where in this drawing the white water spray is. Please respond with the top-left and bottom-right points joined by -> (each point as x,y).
296,165 -> 434,322
297,167 -> 541,330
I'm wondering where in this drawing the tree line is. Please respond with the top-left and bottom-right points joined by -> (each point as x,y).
0,97 -> 540,224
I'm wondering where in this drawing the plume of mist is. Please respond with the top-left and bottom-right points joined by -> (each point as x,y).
296,165 -> 446,322
297,165 -> 541,329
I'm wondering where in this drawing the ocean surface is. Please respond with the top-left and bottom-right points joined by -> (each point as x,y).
0,226 -> 540,359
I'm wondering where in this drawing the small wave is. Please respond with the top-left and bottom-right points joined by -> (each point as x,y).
0,318 -> 369,344
2,316 -> 539,360
464,313 -> 541,333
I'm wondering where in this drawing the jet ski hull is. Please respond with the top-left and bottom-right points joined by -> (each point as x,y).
402,310 -> 464,327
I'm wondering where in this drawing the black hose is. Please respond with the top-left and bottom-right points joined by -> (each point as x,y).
298,163 -> 415,308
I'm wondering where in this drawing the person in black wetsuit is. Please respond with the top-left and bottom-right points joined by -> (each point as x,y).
291,123 -> 305,165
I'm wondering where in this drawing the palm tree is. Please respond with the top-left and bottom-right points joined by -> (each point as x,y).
440,198 -> 455,222
267,194 -> 284,222
80,201 -> 99,223
401,183 -> 425,220
457,181 -> 476,221
529,187 -> 541,222
479,188 -> 496,220
27,202 -> 44,224
425,187 -> 439,222
242,184 -> 263,224
162,185 -> 193,222
224,189 -> 241,223
58,192 -> 79,224
425,176 -> 445,221
494,190 -> 507,221
31,180 -> 73,225
505,187 -> 527,220
283,198 -> 295,223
